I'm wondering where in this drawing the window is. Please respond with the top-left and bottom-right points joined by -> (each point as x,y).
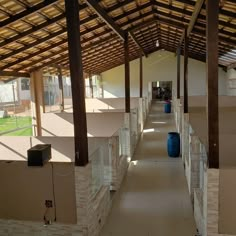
21,78 -> 30,91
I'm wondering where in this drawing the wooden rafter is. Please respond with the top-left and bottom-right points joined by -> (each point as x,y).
228,62 -> 236,69
85,0 -> 125,40
0,0 -> 59,28
178,0 -> 205,47
129,31 -> 148,57
0,0 -> 234,74
0,70 -> 30,77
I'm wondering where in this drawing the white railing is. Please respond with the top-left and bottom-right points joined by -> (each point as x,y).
131,108 -> 139,145
182,114 -> 190,165
89,143 -> 106,197
118,126 -> 130,157
199,143 -> 208,192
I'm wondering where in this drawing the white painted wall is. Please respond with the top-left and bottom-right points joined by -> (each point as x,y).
226,68 -> 236,95
101,50 -> 227,98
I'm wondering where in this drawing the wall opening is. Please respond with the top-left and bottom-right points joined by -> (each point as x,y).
151,81 -> 172,101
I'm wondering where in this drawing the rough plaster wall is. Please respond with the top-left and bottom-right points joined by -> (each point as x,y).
101,50 -> 227,98
227,69 -> 236,95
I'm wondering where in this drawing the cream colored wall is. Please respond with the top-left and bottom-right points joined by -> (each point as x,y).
0,136 -> 77,223
0,137 -> 75,162
180,95 -> 236,109
85,97 -> 139,111
101,50 -> 227,98
0,161 -> 76,223
219,168 -> 236,234
41,112 -> 124,137
227,68 -> 236,95
219,135 -> 236,168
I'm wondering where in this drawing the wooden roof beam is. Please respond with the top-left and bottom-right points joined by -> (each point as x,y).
50,64 -> 70,71
154,11 -> 236,46
178,0 -> 205,47
228,62 -> 236,70
85,0 -> 125,41
175,0 -> 235,18
0,11 -> 155,62
0,70 -> 30,78
0,0 -> 137,48
128,18 -> 157,32
129,31 -> 148,57
0,0 -> 59,28
0,14 -> 65,48
30,56 -> 69,72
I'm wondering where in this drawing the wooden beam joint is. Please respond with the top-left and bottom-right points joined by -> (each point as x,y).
85,0 -> 125,40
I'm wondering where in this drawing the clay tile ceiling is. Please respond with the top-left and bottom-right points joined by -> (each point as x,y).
0,0 -> 235,77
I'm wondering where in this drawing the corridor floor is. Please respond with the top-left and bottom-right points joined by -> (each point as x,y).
100,101 -> 196,236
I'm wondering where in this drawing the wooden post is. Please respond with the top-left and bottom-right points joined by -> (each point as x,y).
30,70 -> 44,136
177,46 -> 181,99
65,0 -> 89,166
207,0 -> 219,169
42,77 -> 45,113
139,54 -> 143,98
89,74 -> 94,98
124,32 -> 130,113
184,28 -> 188,113
58,67 -> 65,112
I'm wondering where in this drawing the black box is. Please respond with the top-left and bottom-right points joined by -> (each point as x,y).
27,144 -> 51,167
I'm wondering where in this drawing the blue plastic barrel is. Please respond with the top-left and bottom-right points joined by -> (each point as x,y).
167,132 -> 180,157
164,102 -> 171,113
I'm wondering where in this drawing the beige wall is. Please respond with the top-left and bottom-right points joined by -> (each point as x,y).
0,137 -> 75,162
181,95 -> 236,108
0,161 -> 76,224
0,137 -> 77,223
219,168 -> 236,235
85,97 -> 139,111
101,50 -> 227,98
41,112 -> 124,137
227,68 -> 236,96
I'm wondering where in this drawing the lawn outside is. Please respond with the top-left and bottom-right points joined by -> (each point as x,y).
0,116 -> 32,136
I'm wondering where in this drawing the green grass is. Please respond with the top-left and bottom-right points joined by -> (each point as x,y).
0,116 -> 32,136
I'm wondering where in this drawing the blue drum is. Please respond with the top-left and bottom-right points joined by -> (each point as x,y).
164,102 -> 171,113
167,132 -> 180,157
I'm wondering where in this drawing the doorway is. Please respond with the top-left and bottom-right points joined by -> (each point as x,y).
152,81 -> 172,100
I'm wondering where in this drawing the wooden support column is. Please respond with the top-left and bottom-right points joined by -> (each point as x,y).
124,32 -> 130,113
89,74 -> 94,98
184,28 -> 188,113
58,67 -> 64,112
30,70 -> 44,136
207,0 -> 219,169
177,46 -> 181,99
65,0 -> 88,166
139,54 -> 143,98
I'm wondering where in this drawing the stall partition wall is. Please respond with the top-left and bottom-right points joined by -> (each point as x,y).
176,96 -> 236,235
179,95 -> 236,109
85,97 -> 140,111
40,112 -> 138,157
0,135 -> 113,220
41,112 -> 124,137
0,137 -> 76,223
62,97 -> 148,129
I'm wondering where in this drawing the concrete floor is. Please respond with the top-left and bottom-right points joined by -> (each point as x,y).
100,101 -> 196,236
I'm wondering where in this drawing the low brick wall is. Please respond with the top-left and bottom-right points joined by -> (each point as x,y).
0,164 -> 111,236
75,164 -> 111,236
0,220 -> 84,236
194,169 -> 236,236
